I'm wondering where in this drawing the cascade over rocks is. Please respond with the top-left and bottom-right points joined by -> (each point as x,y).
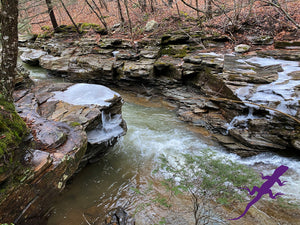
20,32 -> 300,157
0,75 -> 126,223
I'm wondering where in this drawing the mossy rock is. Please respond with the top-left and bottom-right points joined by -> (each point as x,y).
37,31 -> 53,39
160,45 -> 188,58
55,25 -> 81,34
41,25 -> 51,31
78,23 -> 108,35
0,97 -> 28,183
161,34 -> 189,45
251,35 -> 273,45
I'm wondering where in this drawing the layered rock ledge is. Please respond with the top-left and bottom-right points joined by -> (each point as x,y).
20,33 -> 300,156
0,81 -> 126,224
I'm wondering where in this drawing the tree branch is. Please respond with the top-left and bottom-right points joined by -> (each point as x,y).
260,0 -> 300,29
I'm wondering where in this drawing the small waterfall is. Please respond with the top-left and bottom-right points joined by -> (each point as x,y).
87,111 -> 124,144
226,107 -> 258,132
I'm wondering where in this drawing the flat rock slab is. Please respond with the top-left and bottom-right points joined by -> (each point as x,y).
20,49 -> 47,66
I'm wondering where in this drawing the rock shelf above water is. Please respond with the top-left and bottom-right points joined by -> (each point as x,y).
0,81 -> 126,223
19,33 -> 300,157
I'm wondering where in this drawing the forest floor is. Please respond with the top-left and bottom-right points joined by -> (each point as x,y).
22,0 -> 300,47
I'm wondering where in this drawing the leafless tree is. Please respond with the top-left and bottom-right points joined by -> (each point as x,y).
85,0 -> 107,29
260,0 -> 300,29
98,0 -> 108,12
0,0 -> 19,100
124,0 -> 133,41
117,0 -> 125,23
45,0 -> 59,30
58,0 -> 81,33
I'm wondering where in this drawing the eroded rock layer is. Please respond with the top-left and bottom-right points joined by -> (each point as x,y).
0,81 -> 126,224
20,33 -> 300,156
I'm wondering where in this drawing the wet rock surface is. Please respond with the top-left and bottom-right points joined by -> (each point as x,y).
20,33 -> 300,157
0,80 -> 126,223
105,207 -> 135,225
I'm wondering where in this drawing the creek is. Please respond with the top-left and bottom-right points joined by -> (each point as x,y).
21,62 -> 300,224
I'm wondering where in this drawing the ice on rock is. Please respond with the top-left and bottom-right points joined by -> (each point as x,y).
49,83 -> 120,107
234,57 -> 300,116
87,112 -> 124,144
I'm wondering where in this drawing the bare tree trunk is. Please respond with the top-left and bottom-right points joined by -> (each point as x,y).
91,0 -> 108,27
116,0 -> 125,23
58,0 -> 81,33
206,0 -> 212,19
176,2 -> 181,18
196,0 -> 200,19
0,0 -> 19,101
149,0 -> 155,12
180,0 -> 206,14
124,0 -> 133,42
45,0 -> 59,30
138,0 -> 147,11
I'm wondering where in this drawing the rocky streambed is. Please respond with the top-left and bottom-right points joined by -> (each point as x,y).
1,31 -> 298,224
19,32 -> 300,157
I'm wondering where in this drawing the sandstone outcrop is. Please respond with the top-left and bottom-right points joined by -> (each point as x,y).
0,80 -> 126,224
20,32 -> 300,157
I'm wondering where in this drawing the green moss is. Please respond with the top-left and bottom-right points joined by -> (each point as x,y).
41,25 -> 51,31
78,23 -> 108,35
160,46 -> 187,58
0,97 -> 28,178
70,122 -> 81,127
55,25 -> 81,34
37,31 -> 53,39
78,23 -> 94,30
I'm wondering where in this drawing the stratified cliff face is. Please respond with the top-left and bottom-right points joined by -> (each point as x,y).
20,32 -> 300,157
0,81 -> 126,224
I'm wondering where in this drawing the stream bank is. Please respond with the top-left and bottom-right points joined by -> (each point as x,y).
0,69 -> 127,224
19,31 -> 300,157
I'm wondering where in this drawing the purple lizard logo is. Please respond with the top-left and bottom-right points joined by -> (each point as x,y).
229,165 -> 289,220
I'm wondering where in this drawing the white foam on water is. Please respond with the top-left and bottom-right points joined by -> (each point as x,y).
48,102 -> 300,225
238,152 -> 300,203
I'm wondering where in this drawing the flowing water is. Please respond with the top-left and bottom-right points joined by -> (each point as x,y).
21,63 -> 300,224
46,100 -> 300,225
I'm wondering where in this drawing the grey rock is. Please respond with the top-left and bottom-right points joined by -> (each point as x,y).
20,49 -> 47,66
145,20 -> 158,32
234,44 -> 251,53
